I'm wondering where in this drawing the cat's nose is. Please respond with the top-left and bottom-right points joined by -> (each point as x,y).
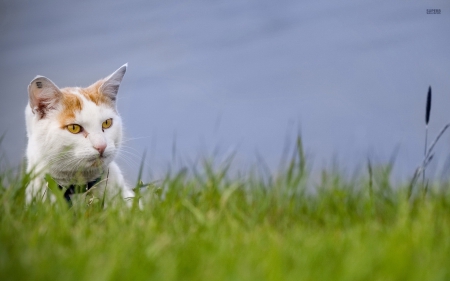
94,143 -> 107,156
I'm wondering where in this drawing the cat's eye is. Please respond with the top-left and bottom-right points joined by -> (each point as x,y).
102,118 -> 113,130
67,124 -> 82,134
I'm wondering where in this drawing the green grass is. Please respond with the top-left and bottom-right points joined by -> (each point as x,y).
2,139 -> 450,280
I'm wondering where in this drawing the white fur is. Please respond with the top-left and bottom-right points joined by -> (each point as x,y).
25,64 -> 135,204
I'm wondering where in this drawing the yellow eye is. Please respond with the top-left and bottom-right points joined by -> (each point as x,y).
67,124 -> 82,134
102,118 -> 113,129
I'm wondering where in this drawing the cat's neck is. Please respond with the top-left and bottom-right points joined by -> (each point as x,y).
49,165 -> 107,187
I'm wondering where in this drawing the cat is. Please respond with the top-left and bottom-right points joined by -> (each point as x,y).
25,64 -> 135,205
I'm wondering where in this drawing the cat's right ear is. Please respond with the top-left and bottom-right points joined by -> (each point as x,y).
28,76 -> 62,119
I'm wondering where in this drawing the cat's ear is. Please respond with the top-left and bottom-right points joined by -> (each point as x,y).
28,76 -> 62,118
99,63 -> 127,102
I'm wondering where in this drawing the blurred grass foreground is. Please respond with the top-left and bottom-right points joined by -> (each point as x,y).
1,137 -> 450,281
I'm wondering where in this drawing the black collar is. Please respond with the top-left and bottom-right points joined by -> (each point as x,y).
59,177 -> 102,204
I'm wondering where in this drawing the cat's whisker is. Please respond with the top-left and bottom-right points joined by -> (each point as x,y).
117,150 -> 142,160
117,149 -> 141,160
117,150 -> 140,159
46,152 -> 75,161
120,135 -> 153,143
116,154 -> 140,168
116,160 -> 136,170
118,145 -> 142,155
117,154 -> 140,163
117,157 -> 143,169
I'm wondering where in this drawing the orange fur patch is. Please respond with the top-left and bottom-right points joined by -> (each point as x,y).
58,89 -> 83,126
80,80 -> 113,107
58,80 -> 114,126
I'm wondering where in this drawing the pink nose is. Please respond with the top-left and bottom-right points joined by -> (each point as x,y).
94,143 -> 107,156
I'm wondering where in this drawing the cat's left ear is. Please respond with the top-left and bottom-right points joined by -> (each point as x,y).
99,63 -> 127,102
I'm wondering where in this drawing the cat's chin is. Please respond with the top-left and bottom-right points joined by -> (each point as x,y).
50,163 -> 109,186
88,157 -> 111,168
87,154 -> 114,167
47,155 -> 113,185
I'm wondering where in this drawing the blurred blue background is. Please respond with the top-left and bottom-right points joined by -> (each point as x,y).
1,0 -> 449,183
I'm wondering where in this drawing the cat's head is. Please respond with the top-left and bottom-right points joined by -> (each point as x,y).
27,64 -> 127,179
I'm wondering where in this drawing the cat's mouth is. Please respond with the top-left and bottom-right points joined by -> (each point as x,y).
86,155 -> 107,167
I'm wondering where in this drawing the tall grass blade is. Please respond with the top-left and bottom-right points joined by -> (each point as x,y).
425,86 -> 432,125
423,86 -> 432,192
